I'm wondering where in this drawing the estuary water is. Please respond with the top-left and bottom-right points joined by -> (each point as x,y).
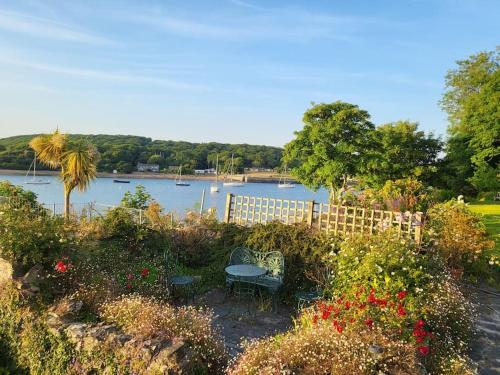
0,175 -> 329,218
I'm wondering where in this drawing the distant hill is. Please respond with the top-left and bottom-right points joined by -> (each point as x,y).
0,134 -> 283,173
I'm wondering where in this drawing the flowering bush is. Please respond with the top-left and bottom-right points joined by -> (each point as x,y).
229,311 -> 419,375
101,295 -> 227,373
426,200 -> 495,272
0,203 -> 76,267
320,232 -> 476,373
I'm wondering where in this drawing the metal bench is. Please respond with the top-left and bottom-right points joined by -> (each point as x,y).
226,247 -> 284,311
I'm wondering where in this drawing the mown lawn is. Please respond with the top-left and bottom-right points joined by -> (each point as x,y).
468,203 -> 500,257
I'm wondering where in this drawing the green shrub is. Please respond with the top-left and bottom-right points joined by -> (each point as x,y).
426,200 -> 495,275
0,181 -> 38,206
245,222 -> 335,299
0,203 -> 76,268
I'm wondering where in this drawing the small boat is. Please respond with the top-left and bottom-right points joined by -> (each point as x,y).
223,154 -> 245,187
113,179 -> 130,184
25,155 -> 50,185
210,155 -> 220,193
175,166 -> 190,186
277,166 -> 295,189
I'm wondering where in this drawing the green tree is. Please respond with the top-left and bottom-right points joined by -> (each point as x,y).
363,121 -> 443,187
283,101 -> 375,200
121,185 -> 153,210
441,49 -> 500,193
29,130 -> 99,218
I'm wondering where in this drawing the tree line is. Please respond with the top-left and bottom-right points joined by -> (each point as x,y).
0,134 -> 282,174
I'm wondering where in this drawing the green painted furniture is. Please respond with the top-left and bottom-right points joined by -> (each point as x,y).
226,247 -> 284,311
163,250 -> 194,304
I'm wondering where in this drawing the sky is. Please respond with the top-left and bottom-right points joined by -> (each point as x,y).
0,0 -> 498,147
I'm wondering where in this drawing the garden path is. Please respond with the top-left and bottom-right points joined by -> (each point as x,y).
470,285 -> 500,375
197,288 -> 293,358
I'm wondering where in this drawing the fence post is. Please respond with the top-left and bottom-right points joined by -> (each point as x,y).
224,193 -> 234,223
52,203 -> 56,217
414,212 -> 423,244
306,200 -> 315,227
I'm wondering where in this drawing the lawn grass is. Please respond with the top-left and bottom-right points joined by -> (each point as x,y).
468,202 -> 500,257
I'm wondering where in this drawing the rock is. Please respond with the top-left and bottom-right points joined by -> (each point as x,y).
22,265 -> 44,285
65,323 -> 89,342
0,257 -> 13,284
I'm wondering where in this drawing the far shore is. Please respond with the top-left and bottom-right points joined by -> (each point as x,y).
0,169 -> 295,184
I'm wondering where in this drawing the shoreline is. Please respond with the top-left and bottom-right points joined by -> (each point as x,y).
0,169 -> 295,184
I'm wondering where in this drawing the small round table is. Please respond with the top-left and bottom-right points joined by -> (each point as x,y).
225,265 -> 267,311
225,265 -> 267,279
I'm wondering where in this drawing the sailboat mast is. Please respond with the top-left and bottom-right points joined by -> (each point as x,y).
33,155 -> 36,177
215,155 -> 219,183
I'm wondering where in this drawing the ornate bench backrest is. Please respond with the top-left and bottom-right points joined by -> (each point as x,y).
229,247 -> 284,283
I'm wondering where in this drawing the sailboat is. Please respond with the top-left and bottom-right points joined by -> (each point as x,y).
277,166 -> 295,188
223,154 -> 245,187
175,166 -> 190,186
25,155 -> 50,185
210,155 -> 220,193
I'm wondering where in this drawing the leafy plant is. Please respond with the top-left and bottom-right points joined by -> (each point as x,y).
426,200 -> 495,272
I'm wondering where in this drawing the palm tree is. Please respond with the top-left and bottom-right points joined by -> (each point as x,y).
29,130 -> 99,218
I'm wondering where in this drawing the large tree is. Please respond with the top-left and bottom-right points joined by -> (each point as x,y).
363,121 -> 443,187
441,48 -> 500,192
283,101 -> 375,199
30,130 -> 99,218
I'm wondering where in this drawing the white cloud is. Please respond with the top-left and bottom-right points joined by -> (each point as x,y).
0,56 -> 210,92
0,9 -> 114,45
123,7 -> 376,42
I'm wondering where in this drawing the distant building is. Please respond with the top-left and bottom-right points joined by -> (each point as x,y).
244,167 -> 274,172
137,162 -> 160,172
194,168 -> 217,175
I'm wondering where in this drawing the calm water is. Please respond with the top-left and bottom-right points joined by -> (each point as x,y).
1,175 -> 329,218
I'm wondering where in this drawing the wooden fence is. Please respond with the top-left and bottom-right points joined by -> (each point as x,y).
223,193 -> 423,243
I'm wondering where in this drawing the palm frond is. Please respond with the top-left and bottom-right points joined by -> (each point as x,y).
61,140 -> 100,192
29,130 -> 67,168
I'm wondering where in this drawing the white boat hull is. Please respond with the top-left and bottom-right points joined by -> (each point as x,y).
223,182 -> 245,187
210,186 -> 219,193
25,180 -> 50,185
278,183 -> 295,188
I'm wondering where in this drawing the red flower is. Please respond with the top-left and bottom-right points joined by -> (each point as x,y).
332,320 -> 343,333
344,301 -> 351,310
368,290 -> 376,304
55,260 -> 68,273
127,273 -> 135,280
126,283 -> 132,289
415,336 -> 425,343
322,310 -> 331,320
376,298 -> 388,308
414,319 -> 425,328
349,318 -> 355,324
312,314 -> 319,324
141,268 -> 150,278
397,303 -> 407,317
336,298 -> 343,305
397,290 -> 408,300
413,327 -> 426,339
418,346 -> 430,356
365,319 -> 374,328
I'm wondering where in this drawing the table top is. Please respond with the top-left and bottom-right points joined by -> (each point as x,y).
225,264 -> 267,278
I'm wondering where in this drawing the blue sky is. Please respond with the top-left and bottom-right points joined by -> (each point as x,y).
0,0 -> 498,146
